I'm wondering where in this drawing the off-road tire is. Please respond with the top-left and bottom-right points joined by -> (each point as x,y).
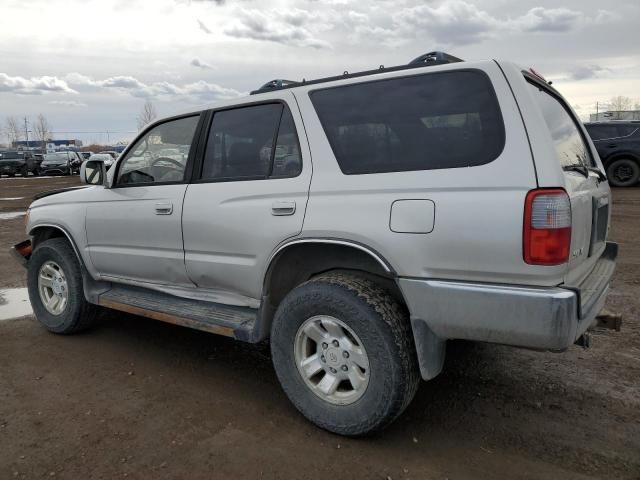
606,158 -> 640,187
271,272 -> 420,436
27,238 -> 99,334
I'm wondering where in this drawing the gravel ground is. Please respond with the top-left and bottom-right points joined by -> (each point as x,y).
0,175 -> 638,479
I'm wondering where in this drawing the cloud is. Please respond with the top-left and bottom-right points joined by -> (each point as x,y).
48,100 -> 88,107
391,1 -> 610,45
515,7 -> 584,33
393,1 -> 500,45
190,58 -> 212,69
568,64 -> 609,81
223,8 -> 331,48
197,19 -> 212,34
64,72 -> 242,101
0,73 -> 77,95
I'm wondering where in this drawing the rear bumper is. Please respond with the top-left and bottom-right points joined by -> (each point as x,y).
400,242 -> 617,357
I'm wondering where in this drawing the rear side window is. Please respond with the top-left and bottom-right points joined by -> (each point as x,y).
201,103 -> 302,181
310,70 -> 504,175
527,81 -> 594,167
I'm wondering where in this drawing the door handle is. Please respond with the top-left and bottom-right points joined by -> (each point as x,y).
271,201 -> 296,216
154,202 -> 173,215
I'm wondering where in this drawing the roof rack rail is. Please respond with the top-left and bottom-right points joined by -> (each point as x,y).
250,51 -> 463,95
408,51 -> 463,66
250,79 -> 299,95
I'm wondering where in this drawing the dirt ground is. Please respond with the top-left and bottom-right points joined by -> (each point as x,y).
0,176 -> 638,480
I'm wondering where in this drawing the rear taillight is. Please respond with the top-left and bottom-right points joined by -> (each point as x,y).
523,189 -> 571,265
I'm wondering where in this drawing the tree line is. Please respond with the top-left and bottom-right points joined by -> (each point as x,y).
3,114 -> 52,147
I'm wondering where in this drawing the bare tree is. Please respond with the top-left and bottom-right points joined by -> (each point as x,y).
33,114 -> 52,147
137,100 -> 158,131
4,116 -> 22,146
609,95 -> 632,112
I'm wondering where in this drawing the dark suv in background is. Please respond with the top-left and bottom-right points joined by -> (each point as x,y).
585,122 -> 640,187
0,151 -> 40,177
39,151 -> 83,176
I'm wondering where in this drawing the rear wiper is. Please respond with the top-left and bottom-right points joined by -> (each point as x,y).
586,166 -> 607,182
563,165 -> 589,177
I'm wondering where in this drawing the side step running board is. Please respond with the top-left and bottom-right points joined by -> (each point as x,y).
97,285 -> 259,341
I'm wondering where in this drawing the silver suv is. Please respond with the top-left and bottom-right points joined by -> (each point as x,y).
11,52 -> 617,436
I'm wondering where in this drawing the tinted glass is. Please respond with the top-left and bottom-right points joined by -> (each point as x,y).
527,81 -> 594,167
271,108 -> 302,178
117,115 -> 199,185
201,103 -> 299,180
44,153 -> 69,162
310,70 -> 504,174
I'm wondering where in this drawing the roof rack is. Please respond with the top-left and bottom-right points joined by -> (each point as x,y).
250,51 -> 463,95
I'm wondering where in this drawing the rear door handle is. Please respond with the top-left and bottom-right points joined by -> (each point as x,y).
271,201 -> 296,216
155,202 -> 173,215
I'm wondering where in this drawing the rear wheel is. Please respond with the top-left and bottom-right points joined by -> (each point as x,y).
606,158 -> 640,187
271,272 -> 420,436
27,238 -> 99,334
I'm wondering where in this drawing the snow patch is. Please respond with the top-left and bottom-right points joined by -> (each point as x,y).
0,211 -> 26,220
0,288 -> 32,320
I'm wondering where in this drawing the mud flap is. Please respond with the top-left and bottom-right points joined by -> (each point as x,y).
411,318 -> 446,380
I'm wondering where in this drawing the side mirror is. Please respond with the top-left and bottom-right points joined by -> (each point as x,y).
80,159 -> 106,186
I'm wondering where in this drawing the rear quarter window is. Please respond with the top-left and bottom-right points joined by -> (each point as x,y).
310,70 -> 505,175
527,80 -> 595,168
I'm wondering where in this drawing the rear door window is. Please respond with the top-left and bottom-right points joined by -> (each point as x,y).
527,81 -> 595,167
200,103 -> 302,181
309,70 -> 505,175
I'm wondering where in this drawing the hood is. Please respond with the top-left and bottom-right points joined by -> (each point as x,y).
33,186 -> 89,201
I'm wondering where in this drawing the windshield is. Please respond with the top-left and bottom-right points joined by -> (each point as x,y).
89,154 -> 112,161
43,153 -> 69,162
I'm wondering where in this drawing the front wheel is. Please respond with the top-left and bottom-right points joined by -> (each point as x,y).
606,158 -> 640,187
27,238 -> 99,334
271,272 -> 420,436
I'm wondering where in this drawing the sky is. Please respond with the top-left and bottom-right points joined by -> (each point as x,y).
1,0 -> 639,145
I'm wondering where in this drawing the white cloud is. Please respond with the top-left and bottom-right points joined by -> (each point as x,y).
393,1 -> 499,45
64,72 -> 242,101
515,7 -> 584,32
568,65 -> 609,81
191,58 -> 212,69
223,8 -> 331,48
197,19 -> 212,34
48,100 -> 88,107
0,73 -> 77,95
391,1 -> 611,45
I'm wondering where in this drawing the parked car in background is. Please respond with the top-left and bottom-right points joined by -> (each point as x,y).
98,150 -> 119,159
0,151 -> 39,176
39,151 -> 83,175
584,121 -> 640,187
81,152 -> 94,160
88,153 -> 115,170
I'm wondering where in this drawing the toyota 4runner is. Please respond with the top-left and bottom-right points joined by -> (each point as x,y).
11,52 -> 617,436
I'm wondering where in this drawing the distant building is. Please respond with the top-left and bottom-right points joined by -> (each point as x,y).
13,139 -> 83,152
589,110 -> 640,122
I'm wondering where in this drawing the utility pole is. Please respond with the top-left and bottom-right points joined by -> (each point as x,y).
24,117 -> 30,148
